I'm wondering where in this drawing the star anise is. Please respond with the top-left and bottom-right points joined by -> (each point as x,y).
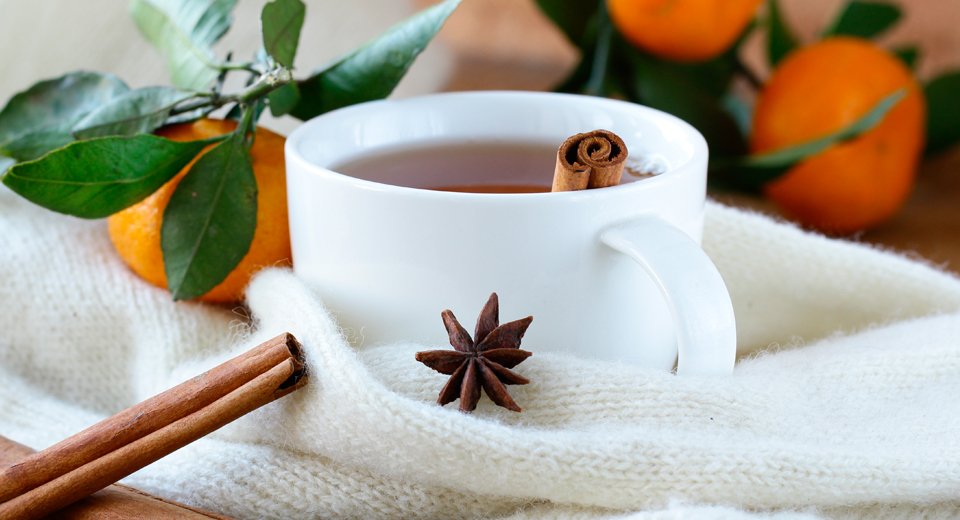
415,293 -> 533,413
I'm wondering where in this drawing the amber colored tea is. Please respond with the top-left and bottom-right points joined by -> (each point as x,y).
334,140 -> 655,193
429,184 -> 549,194
335,141 -> 557,193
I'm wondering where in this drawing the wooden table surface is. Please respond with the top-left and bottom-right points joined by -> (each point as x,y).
420,0 -> 960,273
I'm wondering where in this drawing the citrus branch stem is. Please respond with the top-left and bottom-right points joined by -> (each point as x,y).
238,68 -> 293,104
236,104 -> 258,148
168,68 -> 294,117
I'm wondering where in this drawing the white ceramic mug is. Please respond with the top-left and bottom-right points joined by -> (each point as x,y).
285,91 -> 736,375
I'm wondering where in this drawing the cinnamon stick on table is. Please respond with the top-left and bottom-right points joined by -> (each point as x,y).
0,436 -> 231,519
552,129 -> 629,192
0,332 -> 307,520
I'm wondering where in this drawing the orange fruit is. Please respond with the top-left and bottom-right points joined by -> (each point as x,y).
108,119 -> 290,303
607,0 -> 762,62
751,37 -> 926,234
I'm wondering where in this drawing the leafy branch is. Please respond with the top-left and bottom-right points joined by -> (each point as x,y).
0,0 -> 460,299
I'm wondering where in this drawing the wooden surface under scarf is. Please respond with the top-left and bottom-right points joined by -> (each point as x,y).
0,436 -> 231,519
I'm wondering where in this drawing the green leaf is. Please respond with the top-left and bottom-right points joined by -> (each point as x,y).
713,89 -> 905,187
1,135 -> 210,218
130,0 -> 237,90
892,45 -> 919,70
226,99 -> 267,122
291,0 -> 460,120
0,71 -> 129,147
535,0 -> 600,47
0,132 -> 73,162
630,53 -> 748,157
0,157 -> 13,175
161,133 -> 256,300
823,0 -> 901,39
656,19 -> 753,96
73,86 -> 194,139
583,4 -> 614,96
767,0 -> 798,66
924,71 -> 960,155
164,105 -> 211,126
268,82 -> 301,116
261,0 -> 305,68
663,50 -> 741,98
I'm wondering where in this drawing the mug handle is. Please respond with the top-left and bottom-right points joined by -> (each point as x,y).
600,216 -> 737,375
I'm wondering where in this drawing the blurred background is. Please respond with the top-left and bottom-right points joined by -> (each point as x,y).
1,0 -> 957,268
421,0 -> 960,87
5,1 -> 959,97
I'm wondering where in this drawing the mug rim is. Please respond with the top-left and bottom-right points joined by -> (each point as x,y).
284,91 -> 709,201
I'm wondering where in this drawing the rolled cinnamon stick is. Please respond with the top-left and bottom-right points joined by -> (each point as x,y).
0,436 -> 230,519
551,129 -> 628,192
0,333 -> 307,519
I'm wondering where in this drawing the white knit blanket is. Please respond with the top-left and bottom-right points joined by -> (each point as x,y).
2,183 -> 960,520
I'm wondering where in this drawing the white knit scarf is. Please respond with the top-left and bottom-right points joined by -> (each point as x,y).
2,184 -> 959,519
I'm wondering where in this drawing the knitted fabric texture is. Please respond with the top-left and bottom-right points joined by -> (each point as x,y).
1,184 -> 959,519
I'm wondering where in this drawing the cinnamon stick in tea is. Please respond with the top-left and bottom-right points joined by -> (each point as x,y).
0,436 -> 231,519
0,333 -> 307,520
551,129 -> 628,192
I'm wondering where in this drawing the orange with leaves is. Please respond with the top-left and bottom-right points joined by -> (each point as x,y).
108,119 -> 291,303
751,37 -> 926,234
